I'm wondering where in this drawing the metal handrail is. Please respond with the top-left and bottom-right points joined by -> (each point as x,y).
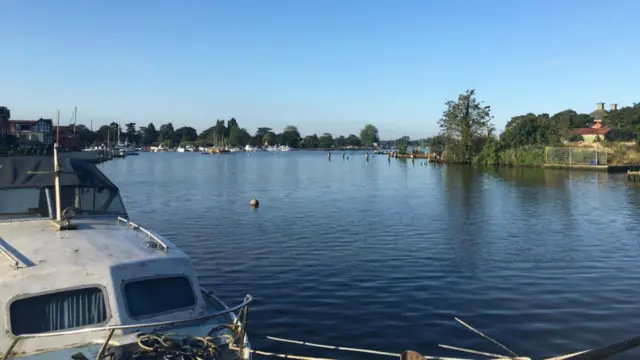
116,216 -> 169,253
11,294 -> 252,340
0,238 -> 23,269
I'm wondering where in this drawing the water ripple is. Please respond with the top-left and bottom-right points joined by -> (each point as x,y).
101,154 -> 640,359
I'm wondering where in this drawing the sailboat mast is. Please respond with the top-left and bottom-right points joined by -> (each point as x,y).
73,106 -> 77,134
54,110 -> 62,221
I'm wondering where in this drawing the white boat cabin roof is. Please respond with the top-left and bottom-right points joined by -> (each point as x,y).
0,157 -> 210,356
0,218 -> 191,281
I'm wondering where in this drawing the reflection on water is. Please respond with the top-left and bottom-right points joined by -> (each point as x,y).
100,153 -> 640,359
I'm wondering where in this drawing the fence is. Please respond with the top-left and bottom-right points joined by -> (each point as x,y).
544,147 -> 608,166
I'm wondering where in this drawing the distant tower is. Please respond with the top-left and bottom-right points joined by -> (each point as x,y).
590,103 -> 608,129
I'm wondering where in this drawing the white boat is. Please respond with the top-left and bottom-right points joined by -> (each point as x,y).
177,146 -> 186,153
0,154 -> 252,360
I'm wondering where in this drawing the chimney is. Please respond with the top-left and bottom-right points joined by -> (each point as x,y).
610,103 -> 618,111
597,102 -> 605,110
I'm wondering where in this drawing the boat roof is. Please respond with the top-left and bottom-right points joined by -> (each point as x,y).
0,218 -> 188,277
0,156 -> 118,190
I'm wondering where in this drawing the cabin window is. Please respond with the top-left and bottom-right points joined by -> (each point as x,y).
10,287 -> 108,335
124,276 -> 196,318
0,188 -> 47,218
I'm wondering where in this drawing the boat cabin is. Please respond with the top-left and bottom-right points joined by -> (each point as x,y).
0,157 -> 212,358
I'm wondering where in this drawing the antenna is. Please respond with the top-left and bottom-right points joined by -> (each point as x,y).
73,106 -> 77,134
26,110 -> 78,230
54,110 -> 62,222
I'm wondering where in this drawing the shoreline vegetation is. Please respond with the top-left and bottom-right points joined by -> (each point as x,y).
2,121 -> 391,153
423,89 -> 640,167
2,89 -> 639,167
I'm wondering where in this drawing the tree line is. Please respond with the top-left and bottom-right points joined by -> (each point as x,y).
424,89 -> 640,165
69,121 -> 381,149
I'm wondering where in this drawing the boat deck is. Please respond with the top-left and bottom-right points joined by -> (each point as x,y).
0,218 -> 186,275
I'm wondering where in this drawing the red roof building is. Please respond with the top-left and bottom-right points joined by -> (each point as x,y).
566,102 -> 613,141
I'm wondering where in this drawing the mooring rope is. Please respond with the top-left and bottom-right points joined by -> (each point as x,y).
262,336 -> 478,360
130,315 -> 639,360
453,317 -> 520,358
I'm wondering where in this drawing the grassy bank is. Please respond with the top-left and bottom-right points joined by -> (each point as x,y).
470,144 -> 546,167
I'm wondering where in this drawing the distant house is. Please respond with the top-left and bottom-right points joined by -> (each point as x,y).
567,102 -> 614,142
57,125 -> 81,149
9,118 -> 54,145
0,107 -> 9,139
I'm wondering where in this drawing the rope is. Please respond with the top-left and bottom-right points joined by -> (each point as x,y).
133,333 -> 221,360
454,317 -> 519,358
266,336 -> 399,357
263,336 -> 478,360
438,344 -> 520,359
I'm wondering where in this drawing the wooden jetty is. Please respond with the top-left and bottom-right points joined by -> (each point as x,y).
627,170 -> 640,181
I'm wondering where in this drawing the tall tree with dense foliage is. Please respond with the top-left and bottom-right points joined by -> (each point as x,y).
158,123 -> 175,144
346,134 -> 361,147
501,113 -> 560,148
141,123 -> 158,145
124,122 -> 138,144
359,124 -> 379,147
262,131 -> 276,146
281,125 -> 301,147
438,89 -> 494,163
175,126 -> 198,144
602,103 -> 640,140
318,133 -> 334,148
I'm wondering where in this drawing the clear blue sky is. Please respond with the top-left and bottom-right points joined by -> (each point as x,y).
1,0 -> 638,139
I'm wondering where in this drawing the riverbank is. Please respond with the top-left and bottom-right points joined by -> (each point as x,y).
299,147 -> 375,151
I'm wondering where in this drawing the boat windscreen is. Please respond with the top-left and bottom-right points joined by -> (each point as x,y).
0,186 -> 128,219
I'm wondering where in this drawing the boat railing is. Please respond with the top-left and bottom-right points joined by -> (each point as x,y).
116,216 -> 169,253
2,294 -> 253,360
0,237 -> 25,270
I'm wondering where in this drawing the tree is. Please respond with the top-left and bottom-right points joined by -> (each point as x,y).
228,127 -> 251,146
262,131 -> 276,146
346,134 -> 361,147
302,134 -> 319,148
109,122 -> 122,143
95,125 -> 111,144
501,113 -> 560,148
281,125 -> 301,147
227,118 -> 239,131
74,124 -> 96,147
158,123 -> 175,144
318,133 -> 334,148
602,104 -> 640,140
175,126 -> 198,144
438,89 -> 494,163
213,120 -> 226,145
359,124 -> 379,147
142,123 -> 158,145
425,135 -> 446,158
124,122 -> 138,144
396,136 -> 410,154
334,135 -> 347,148
550,110 -> 594,134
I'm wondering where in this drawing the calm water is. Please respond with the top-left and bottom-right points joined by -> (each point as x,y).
101,152 -> 640,359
